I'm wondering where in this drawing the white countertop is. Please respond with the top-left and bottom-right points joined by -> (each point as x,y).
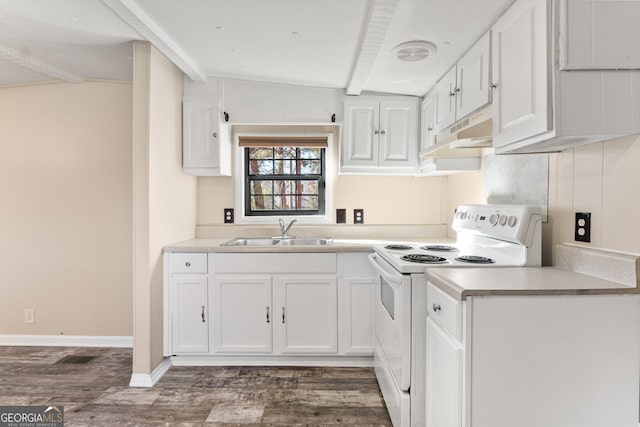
426,266 -> 640,301
426,244 -> 640,300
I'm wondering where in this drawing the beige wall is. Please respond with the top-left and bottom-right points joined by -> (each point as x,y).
548,134 -> 640,262
0,81 -> 133,335
132,42 -> 197,375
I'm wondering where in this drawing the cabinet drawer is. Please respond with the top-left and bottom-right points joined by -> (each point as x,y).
427,282 -> 462,340
169,253 -> 208,274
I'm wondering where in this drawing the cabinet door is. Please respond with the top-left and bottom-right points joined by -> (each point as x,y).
425,317 -> 462,427
338,278 -> 374,355
275,276 -> 338,354
433,66 -> 458,133
457,32 -> 491,120
379,99 -> 419,169
183,100 -> 220,169
491,0 -> 550,148
420,92 -> 436,153
341,98 -> 380,169
170,275 -> 209,354
212,276 -> 273,353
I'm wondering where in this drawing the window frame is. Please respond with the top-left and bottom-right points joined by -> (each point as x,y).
234,132 -> 335,224
243,146 -> 326,217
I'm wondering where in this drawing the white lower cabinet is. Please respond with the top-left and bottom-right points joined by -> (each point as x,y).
170,276 -> 209,354
425,317 -> 462,427
424,281 -> 640,427
212,275 -> 272,353
275,276 -> 338,354
165,252 -> 375,361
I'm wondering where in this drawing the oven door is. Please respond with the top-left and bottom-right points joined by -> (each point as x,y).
369,253 -> 412,391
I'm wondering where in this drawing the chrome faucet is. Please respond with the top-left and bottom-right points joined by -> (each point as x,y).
279,218 -> 297,238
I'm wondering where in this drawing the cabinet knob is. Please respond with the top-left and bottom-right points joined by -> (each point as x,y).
282,307 -> 286,324
449,91 -> 456,97
374,130 -> 380,135
427,126 -> 433,131
432,303 -> 442,312
212,132 -> 218,138
185,262 -> 191,267
266,306 -> 270,323
455,87 -> 461,93
201,305 -> 205,322
491,83 -> 498,89
380,130 -> 386,135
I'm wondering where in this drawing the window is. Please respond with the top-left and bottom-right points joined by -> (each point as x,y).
241,136 -> 326,217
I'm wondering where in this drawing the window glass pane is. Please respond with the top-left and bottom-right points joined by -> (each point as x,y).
250,180 -> 273,195
249,147 -> 274,159
299,196 -> 318,210
274,147 -> 297,159
249,160 -> 274,175
300,159 -> 320,174
251,195 -> 273,210
273,160 -> 297,175
298,180 -> 318,194
299,147 -> 321,159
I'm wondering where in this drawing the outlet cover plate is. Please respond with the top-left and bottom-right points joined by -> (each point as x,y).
354,209 -> 364,224
575,212 -> 591,242
224,208 -> 234,224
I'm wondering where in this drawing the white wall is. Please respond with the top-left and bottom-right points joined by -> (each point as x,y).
0,81 -> 133,335
548,134 -> 640,261
131,42 -> 197,376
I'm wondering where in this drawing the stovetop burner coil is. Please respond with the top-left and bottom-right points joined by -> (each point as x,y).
401,254 -> 448,264
455,255 -> 495,264
384,244 -> 414,250
420,245 -> 457,252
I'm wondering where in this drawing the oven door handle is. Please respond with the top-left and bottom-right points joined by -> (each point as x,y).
368,253 -> 403,286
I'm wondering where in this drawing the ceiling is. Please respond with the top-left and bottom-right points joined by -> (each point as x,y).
0,0 -> 515,96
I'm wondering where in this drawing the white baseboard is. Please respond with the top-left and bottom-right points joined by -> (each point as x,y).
0,335 -> 133,348
129,357 -> 172,387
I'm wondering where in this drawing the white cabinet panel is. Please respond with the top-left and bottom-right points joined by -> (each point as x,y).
425,317 -> 462,427
338,278 -> 374,355
275,276 -> 338,354
456,32 -> 491,119
170,276 -> 209,354
491,0 -> 550,149
212,276 -> 272,353
433,66 -> 458,133
561,0 -> 640,70
222,79 -> 340,124
341,96 -> 419,175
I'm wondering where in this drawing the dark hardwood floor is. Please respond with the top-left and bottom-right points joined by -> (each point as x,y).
0,346 -> 392,426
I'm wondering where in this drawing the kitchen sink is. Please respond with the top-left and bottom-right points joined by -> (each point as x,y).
221,237 -> 333,246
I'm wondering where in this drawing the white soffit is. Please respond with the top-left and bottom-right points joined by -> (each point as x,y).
101,0 -> 207,82
346,0 -> 400,95
0,43 -> 84,83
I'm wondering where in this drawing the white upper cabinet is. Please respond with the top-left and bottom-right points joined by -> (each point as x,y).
560,0 -> 640,70
491,0 -> 550,149
420,91 -> 436,154
222,79 -> 341,124
434,33 -> 491,133
491,0 -> 640,153
182,78 -> 232,176
341,96 -> 419,175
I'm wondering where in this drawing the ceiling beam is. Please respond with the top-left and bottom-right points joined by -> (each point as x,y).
102,0 -> 207,82
0,44 -> 84,83
346,0 -> 400,95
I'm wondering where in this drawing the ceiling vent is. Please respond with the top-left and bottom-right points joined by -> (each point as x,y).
392,41 -> 437,62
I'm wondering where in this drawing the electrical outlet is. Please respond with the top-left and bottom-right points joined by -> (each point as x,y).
224,208 -> 234,224
24,309 -> 35,324
575,212 -> 591,242
354,209 -> 364,224
336,209 -> 346,224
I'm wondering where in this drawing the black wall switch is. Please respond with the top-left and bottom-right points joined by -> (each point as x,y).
224,208 -> 234,224
336,209 -> 346,224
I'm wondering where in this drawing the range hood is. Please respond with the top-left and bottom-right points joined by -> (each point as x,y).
421,105 -> 493,158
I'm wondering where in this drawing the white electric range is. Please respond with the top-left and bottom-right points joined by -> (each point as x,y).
368,204 -> 543,427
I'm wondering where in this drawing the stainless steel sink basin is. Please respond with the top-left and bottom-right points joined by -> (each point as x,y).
278,238 -> 333,246
221,238 -> 280,246
221,237 -> 333,247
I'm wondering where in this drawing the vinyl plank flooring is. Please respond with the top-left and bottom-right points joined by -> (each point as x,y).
0,346 -> 392,426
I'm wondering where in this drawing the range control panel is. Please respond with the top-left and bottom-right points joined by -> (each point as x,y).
453,204 -> 542,244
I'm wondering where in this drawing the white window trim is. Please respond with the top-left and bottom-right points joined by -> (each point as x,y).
234,132 -> 335,224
